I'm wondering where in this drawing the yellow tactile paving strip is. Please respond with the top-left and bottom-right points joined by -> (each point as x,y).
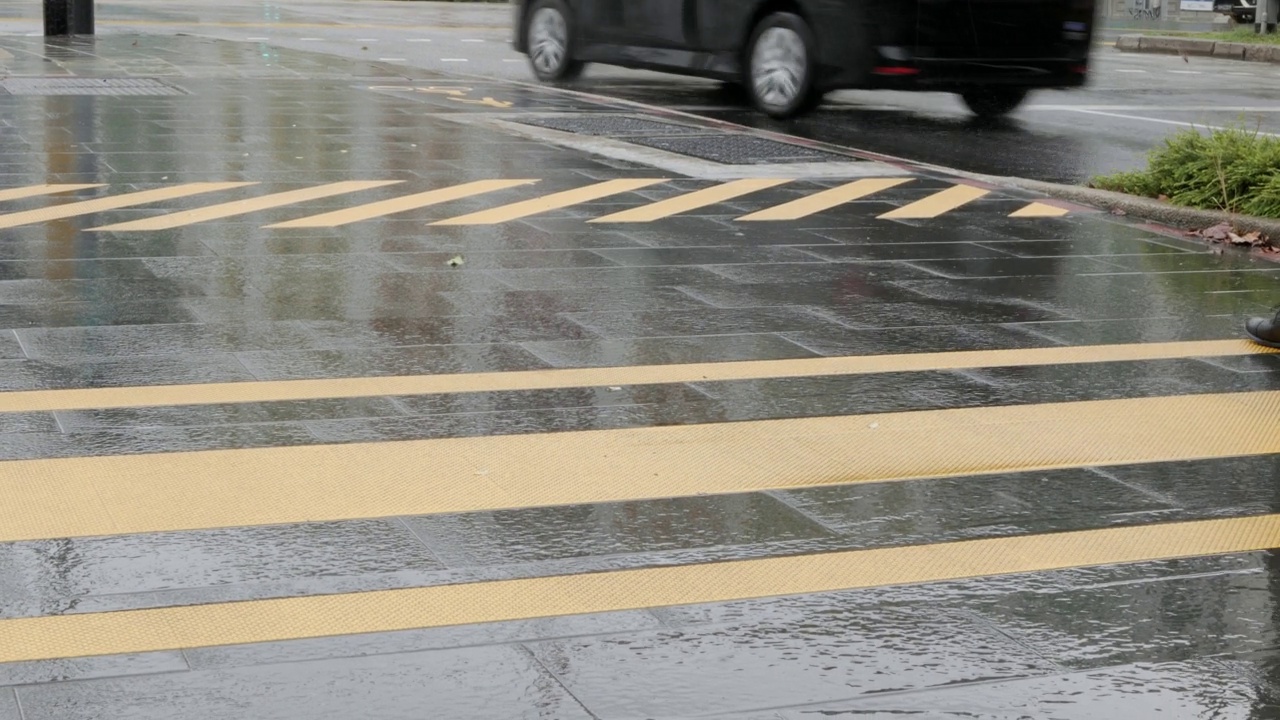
0,182 -> 257,229
738,178 -> 911,221
89,181 -> 403,231
0,179 -> 1075,227
1,390 -> 1276,544
0,184 -> 102,202
879,184 -> 990,219
590,178 -> 790,223
265,179 -> 538,228
0,339 -> 1269,414
430,178 -> 667,225
2,513 -> 1278,664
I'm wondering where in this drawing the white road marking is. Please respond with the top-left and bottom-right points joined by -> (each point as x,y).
1114,69 -> 1147,73
406,38 -> 432,42
1028,105 -> 1280,111
461,38 -> 484,43
379,58 -> 406,62
356,38 -> 378,42
299,37 -> 322,41
1168,70 -> 1202,74
503,58 -> 524,63
246,37 -> 268,41
1061,107 -> 1280,136
441,58 -> 468,62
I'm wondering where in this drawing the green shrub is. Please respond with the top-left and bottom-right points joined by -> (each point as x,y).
1090,124 -> 1280,218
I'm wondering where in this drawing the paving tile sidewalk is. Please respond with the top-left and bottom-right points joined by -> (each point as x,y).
0,32 -> 1277,720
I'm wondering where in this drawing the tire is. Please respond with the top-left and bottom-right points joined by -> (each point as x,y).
744,12 -> 820,119
524,0 -> 585,83
959,88 -> 1029,119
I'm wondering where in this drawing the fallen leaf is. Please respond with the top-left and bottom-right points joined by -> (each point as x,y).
1158,194 -> 1170,202
1197,222 -> 1233,242
447,255 -> 465,267
1110,207 -> 1127,216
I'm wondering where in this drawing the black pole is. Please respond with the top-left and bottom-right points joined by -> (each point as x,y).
43,0 -> 92,36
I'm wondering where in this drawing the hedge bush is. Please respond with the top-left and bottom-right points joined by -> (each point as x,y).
1091,124 -> 1280,218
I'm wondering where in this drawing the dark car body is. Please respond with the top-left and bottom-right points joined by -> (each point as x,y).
1214,0 -> 1255,24
511,0 -> 1095,94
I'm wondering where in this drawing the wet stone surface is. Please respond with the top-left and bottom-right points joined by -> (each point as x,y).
0,31 -> 1278,720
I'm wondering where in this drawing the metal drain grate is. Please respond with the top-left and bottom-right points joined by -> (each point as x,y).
515,115 -> 703,137
629,135 -> 857,165
0,78 -> 188,96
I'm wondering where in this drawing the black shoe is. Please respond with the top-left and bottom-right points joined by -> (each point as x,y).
1245,310 -> 1280,349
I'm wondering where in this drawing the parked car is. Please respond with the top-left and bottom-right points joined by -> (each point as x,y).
511,0 -> 1095,119
1214,0 -> 1256,24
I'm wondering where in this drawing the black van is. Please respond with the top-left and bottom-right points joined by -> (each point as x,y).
512,0 -> 1095,118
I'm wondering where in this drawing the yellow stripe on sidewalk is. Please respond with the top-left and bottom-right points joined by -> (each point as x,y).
0,339 -> 1267,415
431,179 -> 667,225
737,178 -> 912,221
2,513 -> 1278,663
0,390 -> 1276,543
265,180 -> 538,228
0,183 -> 257,229
589,179 -> 790,223
0,184 -> 103,202
89,181 -> 403,231
879,184 -> 990,220
1011,201 -> 1071,218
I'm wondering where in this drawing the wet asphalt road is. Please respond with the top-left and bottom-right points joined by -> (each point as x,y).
5,0 -> 1280,183
0,7 -> 1279,720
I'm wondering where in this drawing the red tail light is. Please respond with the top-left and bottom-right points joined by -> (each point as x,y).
872,66 -> 921,76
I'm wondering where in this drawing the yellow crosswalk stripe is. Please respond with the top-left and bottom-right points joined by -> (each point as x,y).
879,184 -> 990,220
430,178 -> 667,225
1,390 -> 1275,543
589,178 -> 791,223
0,339 -> 1268,414
0,182 -> 257,230
264,179 -> 538,228
2,513 -> 1278,663
737,178 -> 912,221
1011,201 -> 1071,218
89,181 -> 403,231
0,184 -> 103,202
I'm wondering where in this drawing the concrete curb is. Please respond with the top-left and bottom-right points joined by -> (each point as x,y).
977,174 -> 1280,251
1115,33 -> 1280,62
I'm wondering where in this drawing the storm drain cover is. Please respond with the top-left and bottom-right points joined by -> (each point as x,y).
0,78 -> 188,96
515,115 -> 704,137
629,135 -> 856,164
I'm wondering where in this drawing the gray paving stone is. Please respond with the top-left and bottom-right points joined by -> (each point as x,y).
0,354 -> 257,391
182,610 -> 666,670
562,306 -> 835,339
236,343 -> 548,381
777,467 -> 1174,546
526,602 -> 1057,718
0,519 -> 440,619
521,334 -> 818,367
16,646 -> 592,720
405,493 -> 833,568
744,658 -> 1278,719
0,652 -> 189,688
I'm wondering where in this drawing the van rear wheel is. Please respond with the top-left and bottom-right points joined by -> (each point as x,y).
959,88 -> 1028,118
